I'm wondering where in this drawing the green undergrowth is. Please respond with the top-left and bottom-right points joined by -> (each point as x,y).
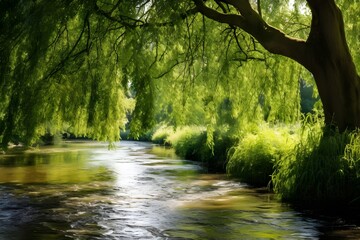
151,125 -> 174,145
226,124 -> 298,187
272,119 -> 360,208
150,120 -> 360,209
152,125 -> 235,172
120,129 -> 153,141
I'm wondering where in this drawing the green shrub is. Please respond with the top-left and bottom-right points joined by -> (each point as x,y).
166,126 -> 235,172
208,131 -> 235,172
273,122 -> 360,208
151,125 -> 174,145
166,126 -> 205,160
227,125 -> 297,187
120,129 -> 153,141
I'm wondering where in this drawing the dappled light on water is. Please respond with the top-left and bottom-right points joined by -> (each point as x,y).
0,141 -> 358,239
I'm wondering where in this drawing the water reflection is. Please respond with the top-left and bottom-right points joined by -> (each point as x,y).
0,148 -> 114,184
0,141 -> 358,239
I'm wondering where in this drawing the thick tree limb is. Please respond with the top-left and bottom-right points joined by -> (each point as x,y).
193,0 -> 312,71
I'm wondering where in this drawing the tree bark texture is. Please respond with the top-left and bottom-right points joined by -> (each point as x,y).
306,1 -> 360,131
194,0 -> 360,131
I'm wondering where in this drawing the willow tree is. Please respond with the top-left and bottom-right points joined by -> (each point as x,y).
193,0 -> 360,131
0,0 -> 135,147
0,0 -> 359,147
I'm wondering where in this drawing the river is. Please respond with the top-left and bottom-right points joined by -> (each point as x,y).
0,141 -> 359,239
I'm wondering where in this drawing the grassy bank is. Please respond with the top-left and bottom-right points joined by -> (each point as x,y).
226,125 -> 298,187
148,121 -> 360,208
272,124 -> 360,208
151,125 -> 235,172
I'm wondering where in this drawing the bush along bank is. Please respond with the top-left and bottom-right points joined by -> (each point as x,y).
151,122 -> 360,209
120,129 -> 153,142
226,125 -> 298,187
150,124 -> 298,180
272,126 -> 360,209
151,125 -> 235,173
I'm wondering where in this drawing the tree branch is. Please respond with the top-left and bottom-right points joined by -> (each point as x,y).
257,0 -> 262,17
193,0 -> 312,71
193,0 -> 246,28
94,2 -> 198,29
43,12 -> 90,81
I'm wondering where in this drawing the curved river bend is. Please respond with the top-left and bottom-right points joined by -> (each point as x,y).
0,141 -> 359,239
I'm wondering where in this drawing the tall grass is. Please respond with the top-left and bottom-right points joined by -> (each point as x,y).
227,124 -> 298,187
272,117 -> 360,208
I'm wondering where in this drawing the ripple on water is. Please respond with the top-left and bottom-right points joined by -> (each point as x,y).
0,141 -> 359,239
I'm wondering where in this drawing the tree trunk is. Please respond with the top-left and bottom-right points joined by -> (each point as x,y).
311,56 -> 360,132
306,1 -> 360,131
194,0 -> 360,131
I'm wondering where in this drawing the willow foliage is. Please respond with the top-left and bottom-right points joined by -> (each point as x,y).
0,0 -> 133,146
1,0 -> 359,147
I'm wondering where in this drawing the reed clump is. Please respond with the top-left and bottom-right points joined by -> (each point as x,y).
272,116 -> 360,208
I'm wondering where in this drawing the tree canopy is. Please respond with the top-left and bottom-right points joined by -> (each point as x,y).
1,0 -> 359,147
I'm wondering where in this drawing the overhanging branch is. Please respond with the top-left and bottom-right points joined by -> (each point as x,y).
193,0 -> 312,70
94,3 -> 198,29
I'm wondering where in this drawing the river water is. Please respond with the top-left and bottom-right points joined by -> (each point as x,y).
0,141 -> 359,239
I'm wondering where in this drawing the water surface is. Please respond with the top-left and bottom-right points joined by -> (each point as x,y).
0,141 -> 359,239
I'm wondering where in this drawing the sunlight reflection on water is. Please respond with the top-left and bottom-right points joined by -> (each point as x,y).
0,141 -> 358,239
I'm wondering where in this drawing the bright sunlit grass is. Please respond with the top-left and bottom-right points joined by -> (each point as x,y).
226,124 -> 298,187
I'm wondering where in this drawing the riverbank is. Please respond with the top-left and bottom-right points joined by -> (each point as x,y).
130,123 -> 360,210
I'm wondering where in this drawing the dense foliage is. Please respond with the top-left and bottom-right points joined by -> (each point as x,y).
0,0 -> 319,147
273,118 -> 360,208
227,124 -> 297,187
1,0 -> 360,207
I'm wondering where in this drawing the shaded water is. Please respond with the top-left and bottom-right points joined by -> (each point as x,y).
0,141 -> 359,239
